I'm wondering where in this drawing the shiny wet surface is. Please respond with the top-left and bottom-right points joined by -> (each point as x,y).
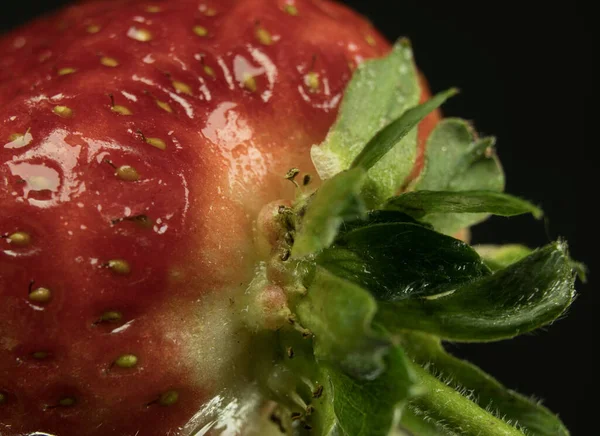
0,1 -> 394,435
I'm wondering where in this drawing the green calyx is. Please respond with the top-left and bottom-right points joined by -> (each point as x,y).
310,39 -> 422,207
209,39 -> 582,435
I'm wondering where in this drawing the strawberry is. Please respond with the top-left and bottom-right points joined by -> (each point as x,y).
0,1 -> 431,434
0,1 -> 579,436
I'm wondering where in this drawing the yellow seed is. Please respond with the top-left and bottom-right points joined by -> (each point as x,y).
29,287 -> 51,304
107,259 -> 131,276
116,165 -> 140,182
58,67 -> 76,76
255,27 -> 273,45
145,5 -> 162,13
201,5 -> 217,16
172,81 -> 192,95
107,259 -> 131,275
284,4 -> 298,15
203,65 -> 215,77
111,105 -> 132,116
127,27 -> 153,42
304,72 -> 320,92
159,390 -> 179,406
365,34 -> 376,46
101,56 -> 119,67
100,311 -> 123,323
6,130 -> 32,148
243,74 -> 257,92
0,392 -> 6,404
192,25 -> 208,37
115,354 -> 138,368
145,137 -> 167,150
39,52 -> 52,63
32,351 -> 49,360
155,99 -> 173,113
7,231 -> 31,247
53,105 -> 73,118
86,24 -> 101,34
58,397 -> 76,407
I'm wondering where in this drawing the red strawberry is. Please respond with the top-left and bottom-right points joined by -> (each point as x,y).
0,1 -> 438,435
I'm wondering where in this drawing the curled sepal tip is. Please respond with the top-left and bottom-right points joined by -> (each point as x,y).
376,241 -> 577,342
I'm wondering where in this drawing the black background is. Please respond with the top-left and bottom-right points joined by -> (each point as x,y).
1,0 -> 592,433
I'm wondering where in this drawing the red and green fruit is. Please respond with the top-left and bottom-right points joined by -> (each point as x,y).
0,1 -> 580,436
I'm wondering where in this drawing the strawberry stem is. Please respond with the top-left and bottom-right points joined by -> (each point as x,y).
405,363 -> 524,436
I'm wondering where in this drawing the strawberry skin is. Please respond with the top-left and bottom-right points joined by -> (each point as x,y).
0,1 -> 437,435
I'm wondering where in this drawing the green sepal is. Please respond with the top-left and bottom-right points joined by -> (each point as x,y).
292,168 -> 367,258
310,39 -> 422,205
376,241 -> 576,342
296,267 -> 388,379
385,190 -> 542,221
399,332 -> 569,436
316,222 -> 490,301
474,244 -> 534,271
570,260 -> 588,282
350,88 -> 458,173
476,244 -> 588,282
413,119 -> 505,234
340,209 -> 428,232
312,344 -> 417,436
